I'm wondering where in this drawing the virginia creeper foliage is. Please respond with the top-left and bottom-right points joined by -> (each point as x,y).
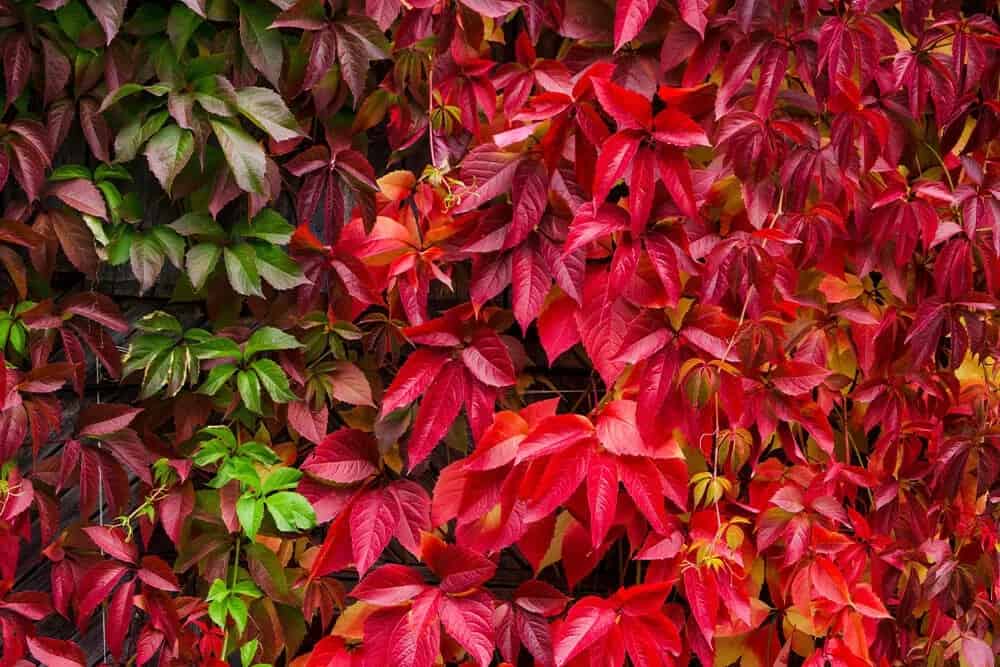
0,0 -> 997,666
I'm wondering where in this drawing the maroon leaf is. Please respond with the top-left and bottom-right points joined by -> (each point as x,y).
86,0 -> 128,44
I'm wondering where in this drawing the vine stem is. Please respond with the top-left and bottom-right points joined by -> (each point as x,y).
427,62 -> 437,169
220,537 -> 242,660
706,188 -> 784,556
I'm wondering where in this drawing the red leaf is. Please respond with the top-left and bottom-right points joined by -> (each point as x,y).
49,179 -> 108,219
771,361 -> 831,396
137,556 -> 180,591
592,131 -> 642,204
511,241 -> 550,333
77,404 -> 143,437
850,583 -> 891,619
505,159 -> 549,250
86,0 -> 127,43
352,564 -> 427,605
613,0 -> 658,51
77,561 -> 129,620
656,148 -> 699,220
26,636 -> 86,667
3,34 -> 32,109
421,532 -> 496,594
381,347 -> 452,416
157,481 -> 194,546
406,360 -> 467,469
538,292 -> 580,364
515,413 -> 595,462
515,610 -> 554,666
458,0 -> 522,18
328,361 -> 375,406
961,637 -> 995,667
351,487 -> 397,574
303,428 -> 379,483
553,597 -> 616,666
514,580 -> 569,617
287,400 -> 329,444
618,456 -> 673,533
682,566 -> 718,642
678,0 -> 709,37
629,147 -> 656,235
812,557 -> 851,607
439,594 -> 495,667
388,480 -> 431,556
586,453 -> 619,547
592,80 -> 651,132
461,330 -> 516,387
60,292 -> 129,332
106,578 -> 136,661
47,211 -> 99,279
82,525 -> 138,564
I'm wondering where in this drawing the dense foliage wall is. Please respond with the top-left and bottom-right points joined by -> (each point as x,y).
0,0 -> 998,666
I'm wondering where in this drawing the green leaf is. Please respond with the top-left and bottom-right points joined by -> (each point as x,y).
140,348 -> 175,399
186,242 -> 222,291
207,578 -> 229,602
210,119 -> 267,194
150,226 -> 186,268
252,242 -> 309,291
191,337 -> 242,361
106,225 -> 136,266
227,596 -> 249,634
241,638 -> 261,667
94,164 -> 133,182
237,369 -> 262,414
239,441 -> 281,465
96,181 -> 124,224
265,492 -> 316,533
214,456 -> 261,489
235,86 -> 304,142
170,213 -> 226,240
136,311 -> 183,335
115,110 -> 169,164
251,358 -> 298,403
145,125 -> 194,194
130,233 -> 166,294
193,439 -> 229,466
208,597 -> 228,629
242,208 -> 295,244
167,3 -> 202,54
198,363 -> 238,395
55,1 -> 93,42
123,334 -> 175,377
261,466 -> 302,495
50,165 -> 93,182
201,425 -> 238,448
237,494 -> 264,540
231,579 -> 263,599
245,542 -> 290,600
236,0 -> 282,88
244,326 -> 303,358
224,243 -> 264,297
99,83 -> 147,112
